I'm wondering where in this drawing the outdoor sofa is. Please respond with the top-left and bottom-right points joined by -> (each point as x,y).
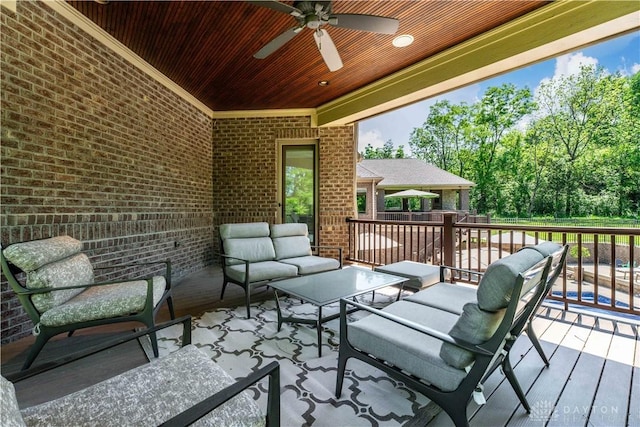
219,222 -> 342,317
2,316 -> 280,426
336,245 -> 556,427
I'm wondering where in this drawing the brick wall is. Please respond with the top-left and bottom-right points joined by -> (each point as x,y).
1,2 -> 214,343
212,117 -> 355,257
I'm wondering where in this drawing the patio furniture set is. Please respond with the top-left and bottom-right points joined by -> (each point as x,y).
0,225 -> 567,426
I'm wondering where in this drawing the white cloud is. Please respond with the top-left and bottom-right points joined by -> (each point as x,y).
358,129 -> 386,151
632,63 -> 640,74
552,52 -> 599,80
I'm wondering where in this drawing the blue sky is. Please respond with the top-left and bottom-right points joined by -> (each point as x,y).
358,31 -> 640,154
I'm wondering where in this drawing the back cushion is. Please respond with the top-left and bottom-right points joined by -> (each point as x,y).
476,249 -> 543,311
272,236 -> 312,260
27,253 -> 94,312
223,238 -> 276,265
270,223 -> 308,238
3,236 -> 82,272
440,303 -> 506,369
220,222 -> 270,239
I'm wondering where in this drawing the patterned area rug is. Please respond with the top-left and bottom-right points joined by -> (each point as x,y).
150,292 -> 441,426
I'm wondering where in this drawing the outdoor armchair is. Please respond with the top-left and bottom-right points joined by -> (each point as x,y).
2,316 -> 281,426
1,235 -> 175,370
336,250 -> 553,427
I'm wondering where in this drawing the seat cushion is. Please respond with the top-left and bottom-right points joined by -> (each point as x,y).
404,282 -> 477,314
2,236 -> 82,272
439,302 -> 505,369
27,253 -> 95,312
225,261 -> 298,284
39,276 -> 166,328
348,301 -> 467,392
279,256 -> 340,275
375,261 -> 440,290
223,237 -> 276,265
476,249 -> 543,311
20,344 -> 264,427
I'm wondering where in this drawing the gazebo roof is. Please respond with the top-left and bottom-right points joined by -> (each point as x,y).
357,159 -> 474,189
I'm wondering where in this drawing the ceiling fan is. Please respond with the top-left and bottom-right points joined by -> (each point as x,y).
250,1 -> 399,72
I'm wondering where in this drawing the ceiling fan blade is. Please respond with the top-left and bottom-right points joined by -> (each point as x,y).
247,0 -> 302,16
313,29 -> 343,72
254,27 -> 302,59
330,14 -> 399,34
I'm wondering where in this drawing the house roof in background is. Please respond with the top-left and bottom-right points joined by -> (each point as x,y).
357,159 -> 475,189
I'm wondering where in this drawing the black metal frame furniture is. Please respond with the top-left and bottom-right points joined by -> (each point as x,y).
336,253 -> 552,427
3,316 -> 281,427
219,222 -> 342,317
1,236 -> 175,370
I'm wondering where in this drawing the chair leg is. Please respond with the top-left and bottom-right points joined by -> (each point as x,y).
149,329 -> 159,358
22,333 -> 50,371
220,280 -> 228,300
335,353 -> 348,397
502,354 -> 531,413
245,287 -> 251,319
166,295 -> 176,320
527,322 -> 550,367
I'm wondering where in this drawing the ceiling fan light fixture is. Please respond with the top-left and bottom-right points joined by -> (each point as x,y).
392,34 -> 414,47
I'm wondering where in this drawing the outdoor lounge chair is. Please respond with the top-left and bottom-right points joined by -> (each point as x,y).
336,250 -> 553,427
404,242 -> 569,366
2,316 -> 281,426
1,236 -> 175,370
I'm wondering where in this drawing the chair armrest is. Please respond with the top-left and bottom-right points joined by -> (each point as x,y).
340,299 -> 492,356
160,361 -> 280,427
310,245 -> 343,267
16,277 -> 158,296
94,259 -> 172,288
6,316 -> 193,383
439,265 -> 484,282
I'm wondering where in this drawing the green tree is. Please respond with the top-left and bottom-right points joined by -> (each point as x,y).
469,84 -> 535,214
362,139 -> 405,159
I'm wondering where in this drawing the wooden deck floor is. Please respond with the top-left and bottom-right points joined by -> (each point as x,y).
2,265 -> 639,426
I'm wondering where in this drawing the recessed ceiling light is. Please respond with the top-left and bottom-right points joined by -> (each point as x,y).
392,34 -> 414,48
318,80 -> 330,87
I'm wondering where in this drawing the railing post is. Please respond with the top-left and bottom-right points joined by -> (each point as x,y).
443,212 -> 456,267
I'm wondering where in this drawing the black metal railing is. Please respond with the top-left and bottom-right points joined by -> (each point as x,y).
347,215 -> 640,317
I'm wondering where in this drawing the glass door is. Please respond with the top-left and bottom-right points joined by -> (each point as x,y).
281,144 -> 317,244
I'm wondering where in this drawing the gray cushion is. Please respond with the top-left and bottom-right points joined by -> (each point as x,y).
272,236 -> 312,260
226,261 -> 298,283
279,255 -> 340,275
1,376 -> 26,427
270,223 -> 308,238
220,222 -> 270,239
27,253 -> 94,312
529,242 -> 562,257
348,301 -> 467,392
374,261 -> 440,290
223,237 -> 276,265
3,236 -> 82,272
439,303 -> 505,369
20,344 -> 264,427
39,276 -> 166,327
476,249 -> 544,311
404,282 -> 477,314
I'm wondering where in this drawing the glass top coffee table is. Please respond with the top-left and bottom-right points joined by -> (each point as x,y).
270,266 -> 407,357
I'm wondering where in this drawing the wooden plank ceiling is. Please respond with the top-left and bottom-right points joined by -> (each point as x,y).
66,1 -> 548,112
